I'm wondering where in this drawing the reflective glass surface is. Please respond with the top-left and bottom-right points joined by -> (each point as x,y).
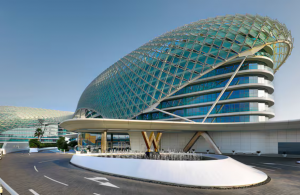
76,14 -> 293,119
138,102 -> 269,120
193,115 -> 268,123
78,133 -> 130,150
173,76 -> 272,96
0,106 -> 74,142
160,89 -> 272,109
200,62 -> 273,79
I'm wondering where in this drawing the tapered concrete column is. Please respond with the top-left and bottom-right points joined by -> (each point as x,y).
183,131 -> 222,154
78,133 -> 82,147
100,133 -> 103,152
201,132 -> 221,154
183,131 -> 203,152
101,130 -> 107,153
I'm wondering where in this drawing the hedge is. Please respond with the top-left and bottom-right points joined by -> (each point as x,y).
29,139 -> 57,148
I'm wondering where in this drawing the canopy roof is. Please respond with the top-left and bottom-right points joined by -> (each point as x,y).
60,118 -> 300,133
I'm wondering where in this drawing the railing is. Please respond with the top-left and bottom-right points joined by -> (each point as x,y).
255,51 -> 273,59
199,63 -> 274,80
264,80 -> 274,87
0,178 -> 19,195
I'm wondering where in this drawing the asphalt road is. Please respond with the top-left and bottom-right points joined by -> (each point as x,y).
1,151 -> 300,195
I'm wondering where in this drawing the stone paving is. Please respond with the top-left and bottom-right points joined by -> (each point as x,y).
0,151 -> 300,194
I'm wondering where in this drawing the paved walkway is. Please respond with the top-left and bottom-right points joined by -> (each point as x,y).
1,151 -> 300,194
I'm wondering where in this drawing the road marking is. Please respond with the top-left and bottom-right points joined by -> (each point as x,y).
93,193 -> 101,195
34,166 -> 38,172
264,163 -> 300,168
84,177 -> 119,188
44,175 -> 68,186
38,159 -> 59,163
29,189 -> 39,195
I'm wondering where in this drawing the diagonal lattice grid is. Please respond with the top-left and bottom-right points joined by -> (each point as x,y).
76,14 -> 293,119
0,106 -> 74,134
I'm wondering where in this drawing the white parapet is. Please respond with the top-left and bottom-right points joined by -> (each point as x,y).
1,142 -> 30,154
70,154 -> 268,187
29,148 -> 39,153
29,147 -> 58,153
38,147 -> 57,151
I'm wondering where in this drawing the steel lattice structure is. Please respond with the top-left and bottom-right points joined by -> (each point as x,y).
76,14 -> 293,119
0,106 -> 74,134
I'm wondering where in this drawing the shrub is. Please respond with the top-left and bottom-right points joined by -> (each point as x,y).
40,143 -> 57,148
29,139 -> 41,148
56,137 -> 69,151
57,137 -> 65,149
29,140 -> 58,148
62,142 -> 69,151
68,140 -> 78,147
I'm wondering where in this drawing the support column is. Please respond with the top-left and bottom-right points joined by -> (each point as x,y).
101,133 -> 103,152
141,131 -> 162,152
201,132 -> 221,154
101,130 -> 107,153
183,131 -> 221,154
183,131 -> 203,152
78,133 -> 82,147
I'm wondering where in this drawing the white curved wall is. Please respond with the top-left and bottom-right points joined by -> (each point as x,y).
1,142 -> 29,154
71,154 -> 268,187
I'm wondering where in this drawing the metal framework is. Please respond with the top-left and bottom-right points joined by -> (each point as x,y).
153,108 -> 194,122
202,56 -> 247,123
0,106 -> 73,135
75,14 -> 293,120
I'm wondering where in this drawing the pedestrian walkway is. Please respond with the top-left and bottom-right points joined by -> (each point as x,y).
225,153 -> 300,159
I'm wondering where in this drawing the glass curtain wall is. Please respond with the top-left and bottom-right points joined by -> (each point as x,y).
0,106 -> 73,143
136,53 -> 275,123
78,133 -> 130,151
75,14 -> 292,120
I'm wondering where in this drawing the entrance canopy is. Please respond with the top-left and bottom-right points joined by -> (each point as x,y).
60,118 -> 300,133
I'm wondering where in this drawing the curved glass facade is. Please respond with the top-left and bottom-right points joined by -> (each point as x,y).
138,102 -> 270,119
173,75 -> 273,96
0,106 -> 74,142
159,89 -> 272,109
200,61 -> 273,79
75,14 -> 293,123
138,56 -> 275,122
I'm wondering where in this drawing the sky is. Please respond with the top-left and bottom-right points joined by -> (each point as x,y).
0,0 -> 300,121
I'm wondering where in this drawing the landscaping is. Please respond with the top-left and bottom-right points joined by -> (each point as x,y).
29,139 -> 57,148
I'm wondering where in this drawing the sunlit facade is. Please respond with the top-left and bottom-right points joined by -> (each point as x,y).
75,14 -> 292,123
0,106 -> 74,143
69,14 -> 298,154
